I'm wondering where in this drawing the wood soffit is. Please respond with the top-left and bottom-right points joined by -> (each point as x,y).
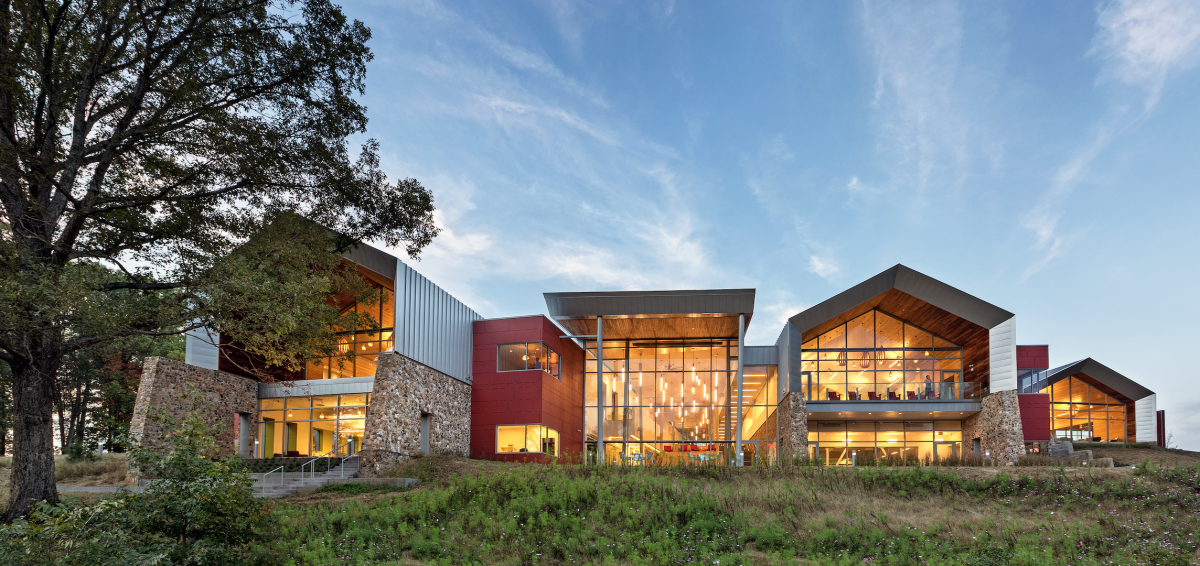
800,288 -> 992,385
556,315 -> 743,340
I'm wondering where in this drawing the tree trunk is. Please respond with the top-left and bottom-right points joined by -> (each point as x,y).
4,357 -> 60,520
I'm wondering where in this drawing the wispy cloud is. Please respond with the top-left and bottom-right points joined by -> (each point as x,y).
1021,0 -> 1200,280
808,255 -> 840,280
859,0 -> 975,192
1091,0 -> 1200,110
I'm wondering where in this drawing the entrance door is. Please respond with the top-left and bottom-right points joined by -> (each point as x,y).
741,442 -> 758,466
934,442 -> 959,463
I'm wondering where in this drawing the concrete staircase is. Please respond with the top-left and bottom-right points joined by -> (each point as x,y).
252,457 -> 360,499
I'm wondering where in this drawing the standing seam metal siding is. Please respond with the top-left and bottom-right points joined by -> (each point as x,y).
393,260 -> 482,384
1135,395 -> 1157,444
989,316 -> 1017,392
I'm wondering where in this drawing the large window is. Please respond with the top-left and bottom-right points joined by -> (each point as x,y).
257,394 -> 369,458
1037,376 -> 1127,442
305,287 -> 394,380
808,421 -> 963,465
800,310 -> 979,401
582,338 -> 773,465
498,342 -> 561,379
496,424 -> 560,456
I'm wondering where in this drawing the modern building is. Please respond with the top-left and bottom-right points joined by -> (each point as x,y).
128,242 -> 1165,472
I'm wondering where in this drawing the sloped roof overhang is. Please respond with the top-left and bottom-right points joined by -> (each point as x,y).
544,288 -> 755,340
787,265 -> 1013,385
1041,358 -> 1153,402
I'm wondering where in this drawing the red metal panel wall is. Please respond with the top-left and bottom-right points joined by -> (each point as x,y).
1016,345 -> 1049,370
469,316 -> 584,463
1017,393 -> 1051,441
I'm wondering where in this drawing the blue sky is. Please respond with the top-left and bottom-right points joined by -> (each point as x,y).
347,0 -> 1200,448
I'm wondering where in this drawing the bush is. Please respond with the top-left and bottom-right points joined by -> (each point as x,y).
0,392 -> 275,566
65,442 -> 97,463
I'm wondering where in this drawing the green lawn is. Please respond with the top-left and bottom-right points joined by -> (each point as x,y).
265,456 -> 1200,565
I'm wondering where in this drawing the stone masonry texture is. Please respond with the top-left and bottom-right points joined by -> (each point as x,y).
129,357 -> 259,458
359,352 -> 471,477
777,392 -> 809,462
964,389 -> 1025,466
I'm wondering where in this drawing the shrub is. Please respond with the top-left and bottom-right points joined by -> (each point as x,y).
0,391 -> 275,566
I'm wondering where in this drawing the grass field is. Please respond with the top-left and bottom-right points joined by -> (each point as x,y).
266,445 -> 1200,566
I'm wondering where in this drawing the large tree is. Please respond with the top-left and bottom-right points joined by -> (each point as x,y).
0,0 -> 438,519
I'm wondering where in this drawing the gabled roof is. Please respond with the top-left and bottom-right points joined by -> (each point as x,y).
1041,358 -> 1154,402
788,264 -> 1013,336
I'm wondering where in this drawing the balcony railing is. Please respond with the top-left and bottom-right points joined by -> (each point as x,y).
807,380 -> 986,402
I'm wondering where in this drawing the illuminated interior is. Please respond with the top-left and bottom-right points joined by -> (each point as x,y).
305,286 -> 394,380
1037,376 -> 1127,442
800,310 -> 978,401
257,394 -> 368,457
497,342 -> 561,379
581,338 -> 778,465
496,424 -> 560,456
807,421 -> 963,465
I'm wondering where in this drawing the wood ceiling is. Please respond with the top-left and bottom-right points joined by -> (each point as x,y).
800,288 -> 992,385
556,315 -> 743,340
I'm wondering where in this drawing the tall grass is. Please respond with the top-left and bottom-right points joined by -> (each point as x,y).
270,460 -> 1200,565
54,453 -> 127,482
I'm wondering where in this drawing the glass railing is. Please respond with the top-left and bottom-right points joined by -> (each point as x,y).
807,381 -> 987,402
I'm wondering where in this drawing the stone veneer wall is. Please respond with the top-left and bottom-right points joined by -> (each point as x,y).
777,393 -> 809,462
128,357 -> 259,457
359,352 -> 471,477
963,389 -> 1025,466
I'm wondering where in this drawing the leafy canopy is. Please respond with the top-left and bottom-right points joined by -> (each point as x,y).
0,0 -> 438,371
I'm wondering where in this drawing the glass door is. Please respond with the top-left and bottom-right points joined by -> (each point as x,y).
935,442 -> 959,463
741,442 -> 758,466
941,372 -> 961,399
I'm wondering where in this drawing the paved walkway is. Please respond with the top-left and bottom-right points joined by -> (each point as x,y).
57,486 -> 144,493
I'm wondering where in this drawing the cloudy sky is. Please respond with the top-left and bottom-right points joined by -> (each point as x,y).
344,0 -> 1200,448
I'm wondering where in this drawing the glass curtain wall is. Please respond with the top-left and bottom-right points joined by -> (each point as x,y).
800,310 -> 976,401
808,421 -> 963,465
257,394 -> 369,457
1037,376 -> 1127,442
305,287 -> 394,380
583,339 -> 777,465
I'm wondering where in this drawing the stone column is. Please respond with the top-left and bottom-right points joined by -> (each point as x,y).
963,389 -> 1025,465
777,392 -> 809,463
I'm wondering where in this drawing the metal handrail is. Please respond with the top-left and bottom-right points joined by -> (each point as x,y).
261,466 -> 284,496
340,445 -> 361,478
299,440 -> 357,480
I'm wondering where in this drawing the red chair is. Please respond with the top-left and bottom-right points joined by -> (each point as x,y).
848,392 -> 858,400
906,391 -> 917,400
827,391 -> 841,400
868,392 -> 881,401
888,391 -> 899,400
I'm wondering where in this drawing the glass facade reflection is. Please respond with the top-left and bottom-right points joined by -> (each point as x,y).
1037,376 -> 1127,442
808,421 -> 963,465
498,342 -> 561,379
800,310 -> 981,401
582,339 -> 777,464
257,394 -> 369,457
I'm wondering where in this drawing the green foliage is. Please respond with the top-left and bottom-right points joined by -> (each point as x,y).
313,482 -> 411,496
0,400 -> 274,566
64,442 -> 97,463
266,462 -> 1200,565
